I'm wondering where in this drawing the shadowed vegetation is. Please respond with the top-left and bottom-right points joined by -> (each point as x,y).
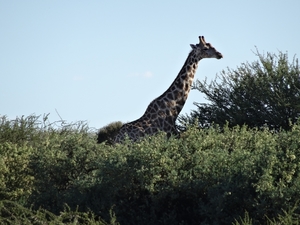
1,114 -> 300,224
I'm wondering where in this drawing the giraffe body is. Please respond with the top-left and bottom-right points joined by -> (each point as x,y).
114,36 -> 222,143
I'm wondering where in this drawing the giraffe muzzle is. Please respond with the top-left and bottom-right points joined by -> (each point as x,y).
216,52 -> 223,59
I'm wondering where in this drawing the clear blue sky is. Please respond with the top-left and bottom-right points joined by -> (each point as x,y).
1,1 -> 300,130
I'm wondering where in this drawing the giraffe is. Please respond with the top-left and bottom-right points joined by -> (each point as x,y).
113,36 -> 223,143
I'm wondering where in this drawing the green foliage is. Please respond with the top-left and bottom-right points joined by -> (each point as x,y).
97,121 -> 123,144
1,114 -> 300,224
0,143 -> 34,202
266,203 -> 300,225
92,123 -> 300,224
179,50 -> 300,131
0,115 -> 43,203
0,114 -> 44,145
233,211 -> 252,225
29,123 -> 102,213
0,200 -> 112,224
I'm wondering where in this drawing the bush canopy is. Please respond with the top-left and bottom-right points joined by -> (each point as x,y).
179,51 -> 300,131
1,115 -> 300,224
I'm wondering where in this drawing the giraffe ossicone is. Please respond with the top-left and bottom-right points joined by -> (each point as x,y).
114,36 -> 223,143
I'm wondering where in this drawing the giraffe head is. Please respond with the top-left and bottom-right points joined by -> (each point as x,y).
190,36 -> 223,60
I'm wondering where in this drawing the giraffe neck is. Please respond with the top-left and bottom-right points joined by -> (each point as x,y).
113,50 -> 201,143
151,50 -> 200,120
142,50 -> 200,128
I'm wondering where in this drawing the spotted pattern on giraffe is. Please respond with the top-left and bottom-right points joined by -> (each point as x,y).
113,36 -> 223,143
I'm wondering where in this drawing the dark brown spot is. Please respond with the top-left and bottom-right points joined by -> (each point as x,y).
184,83 -> 189,91
176,105 -> 182,112
149,108 -> 155,114
167,93 -> 173,100
177,82 -> 183,89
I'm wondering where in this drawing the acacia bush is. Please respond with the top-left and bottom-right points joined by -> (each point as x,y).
0,200 -> 111,225
0,115 -> 42,203
1,115 -> 300,224
0,143 -> 34,203
179,51 -> 300,131
95,124 -> 300,224
29,125 -> 102,213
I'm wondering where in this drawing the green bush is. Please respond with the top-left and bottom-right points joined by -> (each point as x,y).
0,115 -> 42,203
92,124 -> 300,224
1,114 -> 300,224
0,200 -> 113,225
0,115 -> 45,145
29,121 -> 102,212
179,51 -> 300,131
0,143 -> 34,203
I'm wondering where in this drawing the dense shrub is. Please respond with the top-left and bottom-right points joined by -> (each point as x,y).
0,115 -> 43,145
0,115 -> 42,203
29,125 -> 102,213
0,200 -> 112,224
0,143 -> 34,203
1,114 -> 300,224
179,51 -> 300,131
94,125 -> 300,224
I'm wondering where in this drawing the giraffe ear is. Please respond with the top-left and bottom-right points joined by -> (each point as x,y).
190,44 -> 197,50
